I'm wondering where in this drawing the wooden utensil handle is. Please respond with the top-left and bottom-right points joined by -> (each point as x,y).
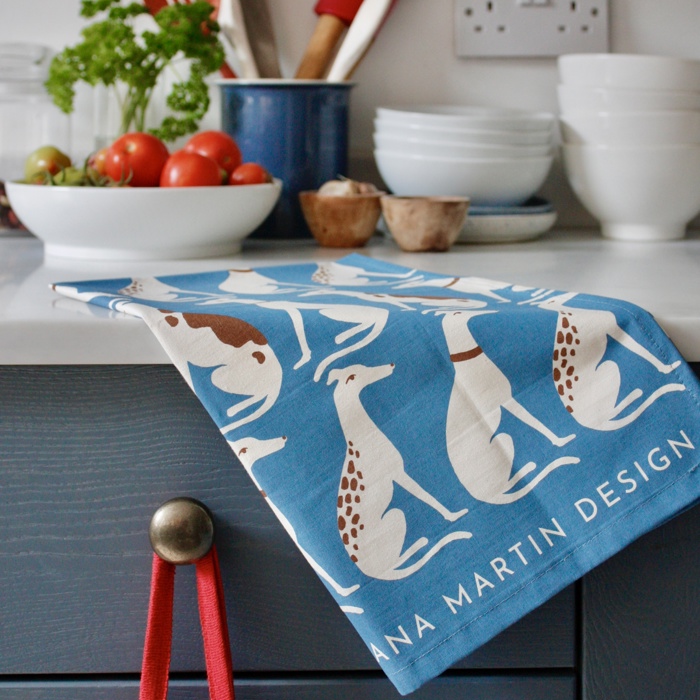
295,14 -> 347,79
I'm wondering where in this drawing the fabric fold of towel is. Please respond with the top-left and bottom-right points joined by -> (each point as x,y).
53,253 -> 700,695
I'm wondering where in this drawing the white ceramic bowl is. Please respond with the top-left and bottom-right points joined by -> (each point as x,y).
557,84 -> 700,114
373,132 -> 552,159
374,149 -> 553,206
374,119 -> 554,146
376,106 -> 556,132
561,143 -> 700,240
558,54 -> 700,92
5,180 -> 282,260
559,110 -> 700,146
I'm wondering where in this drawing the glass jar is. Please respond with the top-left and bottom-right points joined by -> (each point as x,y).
0,43 -> 71,183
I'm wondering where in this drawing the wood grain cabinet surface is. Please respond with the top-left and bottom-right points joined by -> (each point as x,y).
2,364 -> 698,698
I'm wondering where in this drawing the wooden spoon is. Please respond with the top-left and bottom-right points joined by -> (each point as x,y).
295,0 -> 364,79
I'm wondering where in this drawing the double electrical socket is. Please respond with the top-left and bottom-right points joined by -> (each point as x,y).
455,0 -> 609,57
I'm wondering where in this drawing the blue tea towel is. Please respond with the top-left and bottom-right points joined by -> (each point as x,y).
53,253 -> 700,695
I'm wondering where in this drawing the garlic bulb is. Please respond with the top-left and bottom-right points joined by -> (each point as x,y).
317,178 -> 379,196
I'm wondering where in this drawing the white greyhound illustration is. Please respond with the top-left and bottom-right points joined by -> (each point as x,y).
312,261 -> 418,286
328,363 -> 472,581
230,435 -> 361,599
393,274 -> 513,303
119,276 -> 236,304
118,270 -> 310,303
530,292 -> 685,430
146,310 -> 283,435
299,288 -> 490,313
439,310 -> 579,505
197,297 -> 389,380
117,276 -> 390,382
219,268 -> 294,295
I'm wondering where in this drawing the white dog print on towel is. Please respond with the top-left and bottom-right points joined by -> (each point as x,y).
149,310 -> 283,435
328,363 -> 472,581
312,261 -> 417,287
439,310 -> 579,505
532,292 -> 685,431
230,435 -> 361,599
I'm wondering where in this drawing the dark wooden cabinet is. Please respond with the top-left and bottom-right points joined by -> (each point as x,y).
2,364 -> 698,698
582,501 -> 700,699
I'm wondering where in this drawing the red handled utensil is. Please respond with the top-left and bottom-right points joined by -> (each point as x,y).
294,0 -> 364,79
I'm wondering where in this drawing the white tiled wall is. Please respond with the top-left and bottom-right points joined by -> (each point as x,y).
2,0 -> 699,227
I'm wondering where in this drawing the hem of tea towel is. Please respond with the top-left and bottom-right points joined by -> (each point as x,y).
387,462 -> 700,696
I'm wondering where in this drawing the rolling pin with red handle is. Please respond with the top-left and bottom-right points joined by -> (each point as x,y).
294,0 -> 364,80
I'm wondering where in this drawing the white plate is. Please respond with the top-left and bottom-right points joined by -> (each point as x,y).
457,198 -> 557,243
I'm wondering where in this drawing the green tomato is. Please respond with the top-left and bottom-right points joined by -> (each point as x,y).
52,166 -> 88,186
24,145 -> 72,183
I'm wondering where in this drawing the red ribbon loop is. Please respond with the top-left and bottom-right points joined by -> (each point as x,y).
140,546 -> 235,700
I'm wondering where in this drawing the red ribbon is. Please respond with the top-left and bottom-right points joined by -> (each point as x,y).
139,546 -> 235,700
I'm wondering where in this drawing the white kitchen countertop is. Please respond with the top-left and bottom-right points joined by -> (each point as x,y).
2,229 -> 700,364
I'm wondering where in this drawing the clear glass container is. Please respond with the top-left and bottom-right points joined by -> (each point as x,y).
0,43 -> 71,183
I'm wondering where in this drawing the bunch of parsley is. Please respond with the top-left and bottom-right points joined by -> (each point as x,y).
46,0 -> 226,142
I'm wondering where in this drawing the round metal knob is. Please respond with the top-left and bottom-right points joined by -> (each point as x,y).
149,497 -> 215,565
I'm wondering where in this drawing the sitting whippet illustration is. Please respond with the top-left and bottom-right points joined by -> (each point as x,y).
328,363 -> 472,581
148,310 -> 283,435
230,435 -> 361,599
439,310 -> 579,505
530,292 -> 686,430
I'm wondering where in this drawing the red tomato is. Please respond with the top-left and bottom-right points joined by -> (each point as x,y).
159,150 -> 223,187
229,162 -> 273,186
184,130 -> 242,179
104,132 -> 169,187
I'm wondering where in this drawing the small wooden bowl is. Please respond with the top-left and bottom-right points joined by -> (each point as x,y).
299,191 -> 384,248
380,195 -> 470,252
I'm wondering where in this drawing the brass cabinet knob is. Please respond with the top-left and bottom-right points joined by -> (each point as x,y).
149,497 -> 215,565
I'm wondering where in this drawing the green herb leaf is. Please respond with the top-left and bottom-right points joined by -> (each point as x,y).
45,0 -> 226,142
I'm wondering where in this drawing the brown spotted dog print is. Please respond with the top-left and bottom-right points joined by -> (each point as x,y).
230,435 -> 360,599
328,363 -> 471,581
534,292 -> 685,431
553,311 -> 582,413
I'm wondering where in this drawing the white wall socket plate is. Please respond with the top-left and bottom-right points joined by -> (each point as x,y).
455,0 -> 609,58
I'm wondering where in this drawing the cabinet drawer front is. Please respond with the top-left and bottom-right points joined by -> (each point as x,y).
0,367 -> 574,674
0,675 -> 576,700
583,502 -> 700,700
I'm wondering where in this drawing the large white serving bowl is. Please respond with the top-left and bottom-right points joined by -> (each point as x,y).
374,149 -> 553,206
374,119 -> 553,146
373,132 -> 552,159
5,179 -> 282,260
558,54 -> 700,92
376,106 -> 556,132
559,110 -> 700,146
557,84 -> 700,114
561,143 -> 700,241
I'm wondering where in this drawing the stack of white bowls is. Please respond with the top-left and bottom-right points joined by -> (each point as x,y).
558,53 -> 700,241
373,106 -> 555,206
